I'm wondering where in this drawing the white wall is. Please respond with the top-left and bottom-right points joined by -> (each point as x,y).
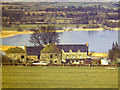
101,59 -> 108,65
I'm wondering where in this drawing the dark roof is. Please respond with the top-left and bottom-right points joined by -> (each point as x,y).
25,44 -> 88,55
41,44 -> 61,53
25,46 -> 44,55
57,44 -> 88,52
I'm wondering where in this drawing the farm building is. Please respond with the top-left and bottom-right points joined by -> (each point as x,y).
100,58 -> 110,65
5,43 -> 91,65
57,43 -> 90,64
5,47 -> 27,64
40,44 -> 62,64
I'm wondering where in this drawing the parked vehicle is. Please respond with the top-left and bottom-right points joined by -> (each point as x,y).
32,61 -> 48,65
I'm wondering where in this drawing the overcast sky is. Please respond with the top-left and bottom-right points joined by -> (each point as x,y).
1,0 -> 119,2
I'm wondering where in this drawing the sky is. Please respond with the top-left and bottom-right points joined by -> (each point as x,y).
1,0 -> 120,2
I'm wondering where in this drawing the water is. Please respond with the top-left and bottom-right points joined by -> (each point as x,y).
1,30 -> 118,52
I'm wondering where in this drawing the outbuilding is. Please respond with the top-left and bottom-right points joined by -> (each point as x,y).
101,58 -> 109,65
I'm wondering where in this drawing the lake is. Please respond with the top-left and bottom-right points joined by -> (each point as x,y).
1,30 -> 118,52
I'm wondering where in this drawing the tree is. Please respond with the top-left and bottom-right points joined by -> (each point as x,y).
29,25 -> 60,46
2,55 -> 12,65
5,47 -> 26,53
108,42 -> 120,63
2,10 -> 25,22
14,25 -> 23,31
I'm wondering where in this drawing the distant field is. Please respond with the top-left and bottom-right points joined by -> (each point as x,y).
2,2 -> 118,9
2,5 -> 22,7
28,2 -> 118,9
2,25 -> 38,31
2,24 -> 84,31
2,66 -> 118,88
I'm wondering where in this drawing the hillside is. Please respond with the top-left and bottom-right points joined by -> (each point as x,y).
2,2 -> 119,9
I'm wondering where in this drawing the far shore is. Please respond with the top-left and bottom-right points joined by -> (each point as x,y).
1,31 -> 33,38
1,27 -> 119,38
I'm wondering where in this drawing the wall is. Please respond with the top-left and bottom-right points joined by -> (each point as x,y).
27,55 -> 38,61
61,49 -> 89,63
40,52 -> 62,64
6,53 -> 26,62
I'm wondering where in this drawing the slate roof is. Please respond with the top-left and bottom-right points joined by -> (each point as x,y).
57,44 -> 88,52
25,46 -> 44,55
25,44 -> 88,55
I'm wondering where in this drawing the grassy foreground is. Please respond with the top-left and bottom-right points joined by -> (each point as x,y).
2,66 -> 118,88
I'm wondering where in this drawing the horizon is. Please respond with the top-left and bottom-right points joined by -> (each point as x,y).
1,0 -> 119,2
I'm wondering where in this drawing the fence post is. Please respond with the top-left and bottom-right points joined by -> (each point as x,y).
63,64 -> 64,67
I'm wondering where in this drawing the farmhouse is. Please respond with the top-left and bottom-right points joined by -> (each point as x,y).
5,47 -> 27,64
40,44 -> 62,64
57,43 -> 90,64
5,43 -> 91,65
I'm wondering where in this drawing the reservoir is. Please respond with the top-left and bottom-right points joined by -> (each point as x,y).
1,30 -> 118,52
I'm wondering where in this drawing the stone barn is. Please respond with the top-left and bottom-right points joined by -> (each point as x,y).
40,44 -> 62,64
5,47 -> 26,63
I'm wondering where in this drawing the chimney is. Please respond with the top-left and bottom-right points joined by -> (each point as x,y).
86,42 -> 88,46
55,42 -> 57,45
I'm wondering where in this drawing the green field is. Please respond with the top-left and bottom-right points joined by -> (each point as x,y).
2,24 -> 86,31
2,66 -> 118,88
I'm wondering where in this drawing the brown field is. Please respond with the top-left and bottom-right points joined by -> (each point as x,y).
0,45 -> 16,51
2,5 -> 21,7
1,30 -> 33,38
89,52 -> 108,58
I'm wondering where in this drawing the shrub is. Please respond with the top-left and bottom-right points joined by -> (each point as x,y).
2,55 -> 12,64
5,47 -> 26,53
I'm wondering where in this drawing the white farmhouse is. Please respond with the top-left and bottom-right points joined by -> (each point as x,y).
101,58 -> 109,65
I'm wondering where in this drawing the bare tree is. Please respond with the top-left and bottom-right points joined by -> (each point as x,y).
29,25 -> 60,46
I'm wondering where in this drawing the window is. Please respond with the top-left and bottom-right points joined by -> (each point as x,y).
67,55 -> 68,59
61,61 -> 64,64
80,56 -> 82,58
73,55 -> 75,58
55,54 -> 57,59
26,58 -> 29,60
21,55 -> 24,59
38,55 -> 40,59
55,61 -> 57,63
50,55 -> 53,58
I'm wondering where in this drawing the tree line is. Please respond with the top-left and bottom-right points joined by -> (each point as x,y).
108,42 -> 120,65
44,5 -> 118,13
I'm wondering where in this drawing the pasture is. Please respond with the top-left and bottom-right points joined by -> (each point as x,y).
2,24 -> 85,31
2,66 -> 118,88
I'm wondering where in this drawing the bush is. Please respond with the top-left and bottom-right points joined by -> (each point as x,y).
5,47 -> 26,53
2,23 -> 12,27
85,24 -> 100,29
2,55 -> 12,64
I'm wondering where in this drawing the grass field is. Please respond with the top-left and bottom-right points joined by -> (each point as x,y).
2,66 -> 118,88
2,24 -> 85,31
